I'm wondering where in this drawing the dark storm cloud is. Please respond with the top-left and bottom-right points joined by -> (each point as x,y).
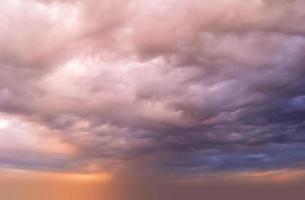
0,0 -> 305,175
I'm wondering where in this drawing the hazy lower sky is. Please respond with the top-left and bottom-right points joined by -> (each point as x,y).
1,0 -> 305,199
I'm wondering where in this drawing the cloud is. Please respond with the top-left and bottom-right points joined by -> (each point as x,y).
0,0 -> 305,176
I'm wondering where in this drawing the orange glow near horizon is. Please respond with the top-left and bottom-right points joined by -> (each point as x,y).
238,169 -> 305,183
0,169 -> 113,200
1,167 -> 305,200
0,168 -> 112,183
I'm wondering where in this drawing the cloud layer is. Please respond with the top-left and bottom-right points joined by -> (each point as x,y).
1,0 -> 305,175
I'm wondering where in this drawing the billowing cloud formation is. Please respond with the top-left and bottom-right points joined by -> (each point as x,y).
1,0 -> 305,175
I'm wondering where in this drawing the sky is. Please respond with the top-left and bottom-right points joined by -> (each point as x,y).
1,0 -> 305,199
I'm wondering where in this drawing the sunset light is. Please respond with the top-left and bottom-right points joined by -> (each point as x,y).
1,0 -> 305,199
